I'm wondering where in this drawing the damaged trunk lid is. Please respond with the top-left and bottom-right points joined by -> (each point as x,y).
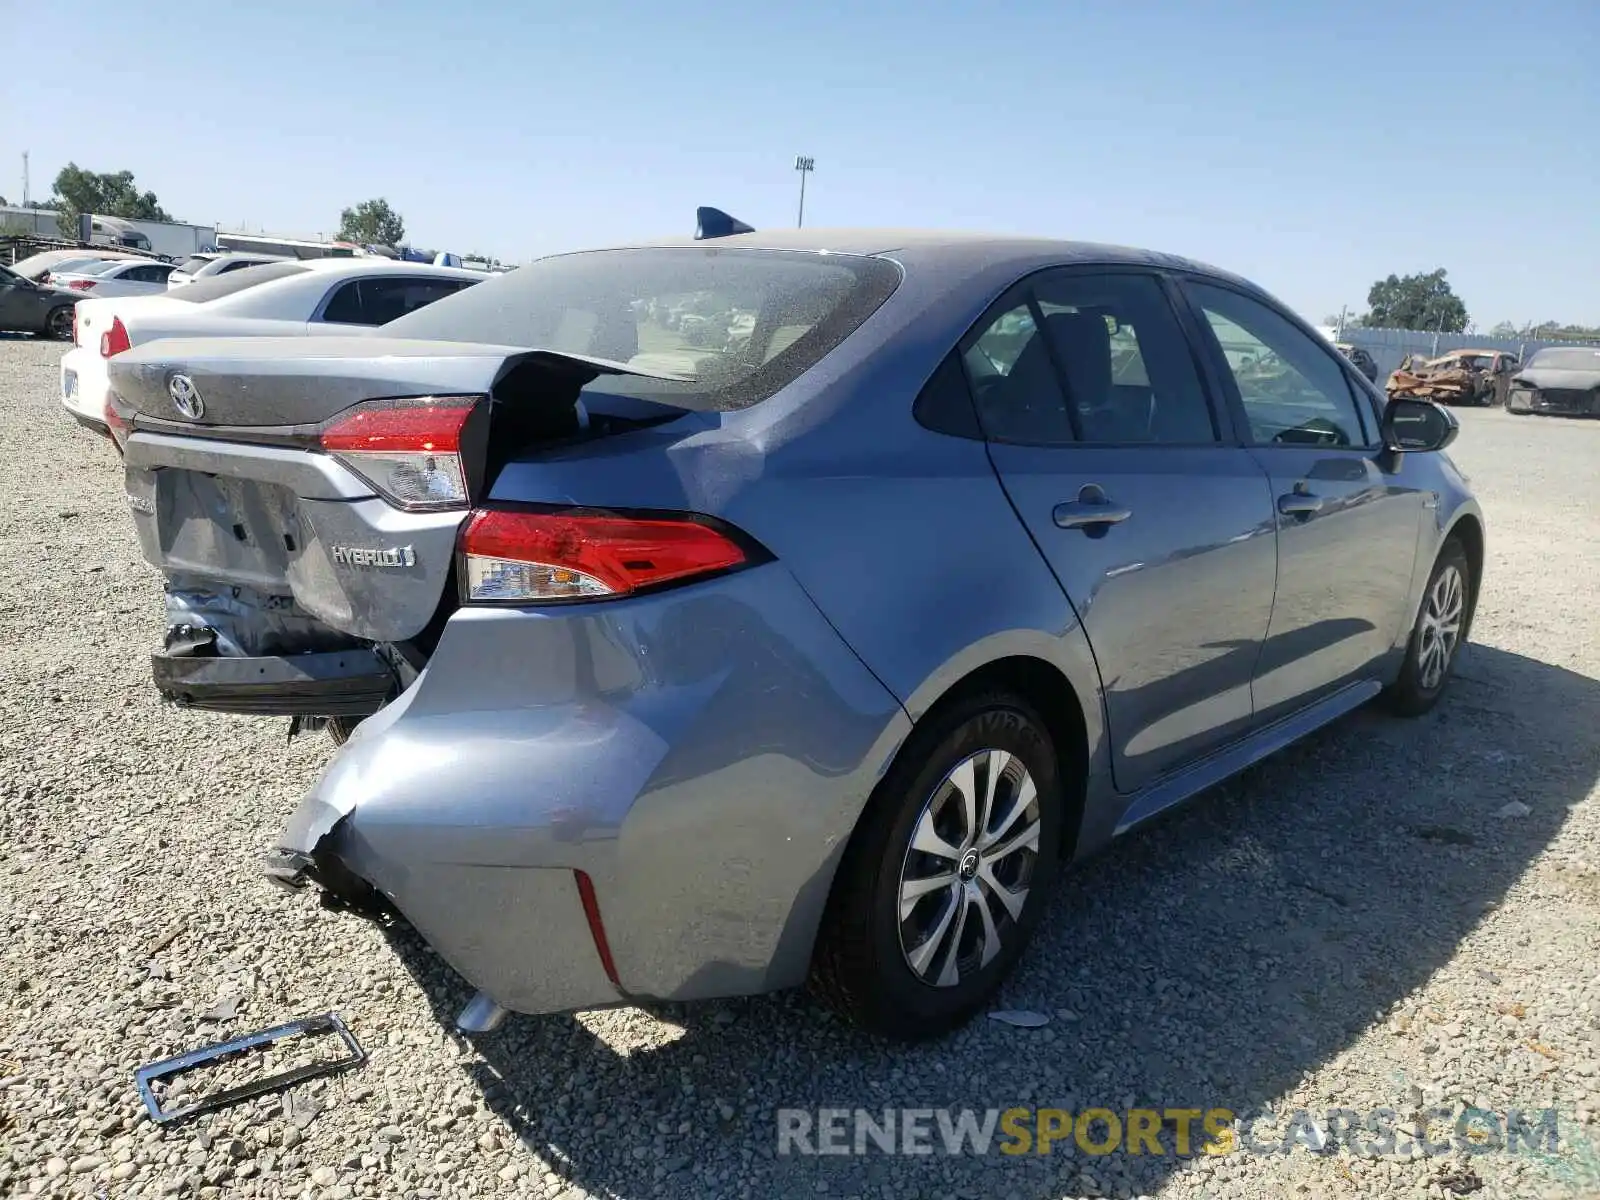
109,335 -> 686,715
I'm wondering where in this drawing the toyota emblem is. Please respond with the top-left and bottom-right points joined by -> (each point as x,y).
168,374 -> 204,420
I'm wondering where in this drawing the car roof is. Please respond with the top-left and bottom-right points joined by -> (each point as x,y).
618,227 -> 1254,289
287,258 -> 486,281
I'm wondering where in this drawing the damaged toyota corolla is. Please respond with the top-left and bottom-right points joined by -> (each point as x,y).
107,225 -> 1484,1040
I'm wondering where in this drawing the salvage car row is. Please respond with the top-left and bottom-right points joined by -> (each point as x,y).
1381,345 -> 1600,416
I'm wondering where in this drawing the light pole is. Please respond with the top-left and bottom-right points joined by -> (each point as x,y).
794,156 -> 814,228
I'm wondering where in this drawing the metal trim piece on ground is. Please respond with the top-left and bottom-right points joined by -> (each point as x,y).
133,1012 -> 365,1125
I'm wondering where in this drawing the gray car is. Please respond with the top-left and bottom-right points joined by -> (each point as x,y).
1506,345 -> 1600,416
106,229 -> 1482,1040
0,262 -> 81,339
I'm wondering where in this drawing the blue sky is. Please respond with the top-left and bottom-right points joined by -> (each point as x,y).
4,0 -> 1596,327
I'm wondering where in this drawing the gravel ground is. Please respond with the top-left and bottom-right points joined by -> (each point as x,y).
1,333 -> 1598,1200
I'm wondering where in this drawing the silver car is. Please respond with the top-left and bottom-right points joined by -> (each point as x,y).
107,228 -> 1482,1040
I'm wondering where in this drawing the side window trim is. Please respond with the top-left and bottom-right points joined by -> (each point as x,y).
1154,271 -> 1240,445
1172,274 -> 1379,450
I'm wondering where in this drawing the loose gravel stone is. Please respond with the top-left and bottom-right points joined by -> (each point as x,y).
0,336 -> 1598,1200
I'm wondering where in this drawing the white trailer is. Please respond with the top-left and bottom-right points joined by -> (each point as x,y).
100,216 -> 217,258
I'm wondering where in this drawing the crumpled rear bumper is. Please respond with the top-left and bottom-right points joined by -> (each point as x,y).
268,563 -> 911,1021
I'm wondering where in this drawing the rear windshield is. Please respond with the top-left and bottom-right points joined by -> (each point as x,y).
1527,347 -> 1600,371
381,247 -> 903,411
174,255 -> 216,274
171,261 -> 310,303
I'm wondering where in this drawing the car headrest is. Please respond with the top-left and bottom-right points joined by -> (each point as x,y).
1041,311 -> 1112,407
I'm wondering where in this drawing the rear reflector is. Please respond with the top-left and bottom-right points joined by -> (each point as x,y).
319,396 -> 480,510
573,871 -> 620,987
459,508 -> 751,602
100,317 -> 130,358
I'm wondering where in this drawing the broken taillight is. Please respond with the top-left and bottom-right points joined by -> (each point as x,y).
458,508 -> 756,603
319,396 -> 481,511
100,317 -> 130,358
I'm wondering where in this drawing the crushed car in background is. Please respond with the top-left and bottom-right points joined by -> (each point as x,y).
1386,349 -> 1518,408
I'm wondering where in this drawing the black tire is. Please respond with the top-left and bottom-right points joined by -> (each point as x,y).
808,691 -> 1064,1039
326,716 -> 362,746
44,306 -> 74,341
1383,538 -> 1472,717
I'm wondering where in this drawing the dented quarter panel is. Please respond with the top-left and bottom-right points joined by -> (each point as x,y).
282,564 -> 912,1012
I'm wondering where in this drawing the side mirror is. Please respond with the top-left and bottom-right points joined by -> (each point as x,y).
1382,396 -> 1459,453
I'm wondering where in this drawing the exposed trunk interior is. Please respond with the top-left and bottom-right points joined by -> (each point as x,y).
113,339 -> 692,721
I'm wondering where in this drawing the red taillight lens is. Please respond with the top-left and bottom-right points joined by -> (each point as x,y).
320,396 -> 479,510
104,398 -> 131,453
100,317 -> 130,358
459,508 -> 751,602
68,279 -> 97,291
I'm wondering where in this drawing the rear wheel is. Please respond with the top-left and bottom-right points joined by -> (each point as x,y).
326,716 -> 363,746
44,305 -> 73,341
809,691 -> 1063,1039
1384,538 -> 1471,717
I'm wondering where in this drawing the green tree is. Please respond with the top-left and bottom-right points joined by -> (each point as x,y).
51,164 -> 174,232
1527,320 -> 1600,339
337,198 -> 405,246
1489,320 -> 1518,338
1362,269 -> 1468,333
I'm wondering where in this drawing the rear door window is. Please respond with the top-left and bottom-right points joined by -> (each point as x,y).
961,272 -> 1220,445
1032,273 -> 1218,444
363,277 -> 472,324
317,278 -> 473,326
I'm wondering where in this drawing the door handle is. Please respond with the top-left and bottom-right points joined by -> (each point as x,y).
1054,484 -> 1132,530
1277,490 -> 1323,517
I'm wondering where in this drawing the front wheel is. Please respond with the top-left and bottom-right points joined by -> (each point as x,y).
1383,538 -> 1471,717
808,692 -> 1064,1039
45,305 -> 74,341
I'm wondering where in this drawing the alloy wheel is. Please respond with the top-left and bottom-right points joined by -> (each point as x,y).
46,307 -> 73,340
897,749 -> 1041,987
1418,563 -> 1465,690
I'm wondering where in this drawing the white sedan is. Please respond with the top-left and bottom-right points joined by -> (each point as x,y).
167,252 -> 288,287
62,258 -> 485,431
49,258 -> 181,298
